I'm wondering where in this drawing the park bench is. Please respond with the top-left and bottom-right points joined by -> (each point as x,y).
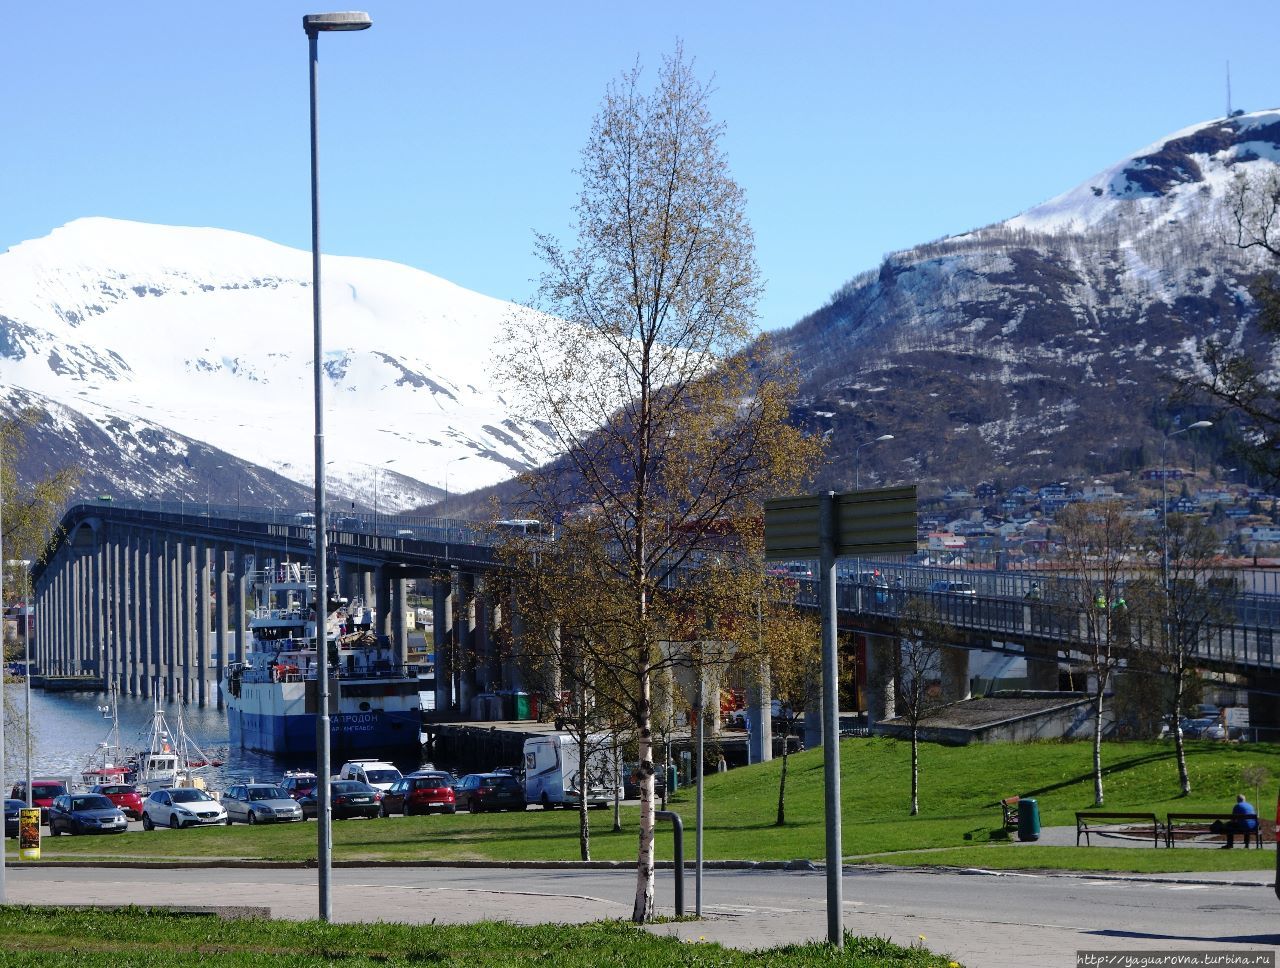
1164,813 -> 1262,849
999,796 -> 1020,831
1075,811 -> 1162,847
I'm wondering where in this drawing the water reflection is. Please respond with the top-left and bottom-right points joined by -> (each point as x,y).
7,687 -> 432,791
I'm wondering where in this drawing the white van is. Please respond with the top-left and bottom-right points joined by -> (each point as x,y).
338,759 -> 402,791
523,733 -> 620,809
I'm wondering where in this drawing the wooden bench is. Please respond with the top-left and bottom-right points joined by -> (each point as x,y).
1165,813 -> 1262,848
1075,811 -> 1162,847
999,796 -> 1020,831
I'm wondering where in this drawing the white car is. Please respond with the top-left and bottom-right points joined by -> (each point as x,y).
141,787 -> 227,829
338,760 -> 403,792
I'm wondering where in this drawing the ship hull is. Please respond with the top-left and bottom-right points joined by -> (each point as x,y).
222,678 -> 420,756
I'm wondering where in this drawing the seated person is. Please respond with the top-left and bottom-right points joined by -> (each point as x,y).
1211,793 -> 1258,848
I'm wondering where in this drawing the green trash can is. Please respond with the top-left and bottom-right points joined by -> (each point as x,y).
1017,797 -> 1041,842
666,763 -> 678,794
514,692 -> 531,720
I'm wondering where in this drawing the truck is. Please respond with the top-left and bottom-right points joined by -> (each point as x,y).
523,733 -> 621,810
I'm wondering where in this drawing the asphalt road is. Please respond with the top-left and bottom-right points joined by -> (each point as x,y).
5,862 -> 1278,967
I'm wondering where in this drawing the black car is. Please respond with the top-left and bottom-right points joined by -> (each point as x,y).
4,798 -> 27,838
298,780 -> 382,820
47,793 -> 128,836
454,773 -> 526,813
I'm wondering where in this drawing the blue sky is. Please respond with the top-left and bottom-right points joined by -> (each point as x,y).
4,1 -> 1277,331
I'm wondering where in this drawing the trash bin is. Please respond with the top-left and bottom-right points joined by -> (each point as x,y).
1017,797 -> 1040,842
514,692 -> 530,720
666,763 -> 678,794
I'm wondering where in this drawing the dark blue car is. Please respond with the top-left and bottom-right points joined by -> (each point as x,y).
47,793 -> 128,836
4,799 -> 27,838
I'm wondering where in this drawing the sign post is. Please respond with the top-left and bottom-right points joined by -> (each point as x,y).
764,486 -> 917,948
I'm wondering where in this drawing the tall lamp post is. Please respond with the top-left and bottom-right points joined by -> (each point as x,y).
303,8 -> 371,925
854,434 -> 894,490
1161,421 -> 1212,586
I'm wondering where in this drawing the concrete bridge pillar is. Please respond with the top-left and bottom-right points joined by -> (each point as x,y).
216,547 -> 230,709
475,576 -> 494,693
1025,649 -> 1060,691
864,632 -> 897,729
126,532 -> 141,696
505,583 -> 525,695
361,570 -> 374,612
432,574 -> 453,715
392,576 -> 409,666
746,658 -> 772,764
803,688 -> 822,749
188,541 -> 203,704
373,566 -> 390,640
140,533 -> 155,698
165,537 -> 179,701
92,542 -> 106,680
939,646 -> 971,703
457,571 -> 476,714
233,547 -> 247,665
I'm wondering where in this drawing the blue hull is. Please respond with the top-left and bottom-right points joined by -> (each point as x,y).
227,706 -> 419,757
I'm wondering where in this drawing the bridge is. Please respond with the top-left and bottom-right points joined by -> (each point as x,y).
26,501 -> 1280,745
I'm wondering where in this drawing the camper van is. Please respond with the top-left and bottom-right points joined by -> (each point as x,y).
523,734 -> 620,810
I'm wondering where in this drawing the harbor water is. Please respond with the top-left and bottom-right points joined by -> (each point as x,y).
4,686 -> 435,793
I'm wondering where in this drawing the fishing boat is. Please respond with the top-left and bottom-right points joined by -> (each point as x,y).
130,696 -> 222,790
220,559 -> 420,756
73,686 -> 135,790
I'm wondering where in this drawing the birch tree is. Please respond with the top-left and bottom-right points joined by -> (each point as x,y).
895,597 -> 949,816
495,47 -> 819,922
1050,501 -> 1137,806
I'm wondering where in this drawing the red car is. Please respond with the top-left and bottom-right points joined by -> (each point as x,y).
10,779 -> 69,824
90,783 -> 145,820
383,772 -> 457,816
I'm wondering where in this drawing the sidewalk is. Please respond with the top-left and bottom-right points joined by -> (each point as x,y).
1025,823 -> 1276,850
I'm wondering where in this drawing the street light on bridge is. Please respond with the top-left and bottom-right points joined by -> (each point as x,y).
854,434 -> 894,490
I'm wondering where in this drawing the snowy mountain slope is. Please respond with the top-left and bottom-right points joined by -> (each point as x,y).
776,109 -> 1280,492
0,218 -> 555,506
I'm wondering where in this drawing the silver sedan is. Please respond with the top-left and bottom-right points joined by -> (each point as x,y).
221,784 -> 304,825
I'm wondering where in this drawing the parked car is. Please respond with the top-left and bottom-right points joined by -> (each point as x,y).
298,780 -> 383,820
90,783 -> 145,820
382,772 -> 457,816
454,773 -> 527,813
222,783 -> 304,825
10,779 -> 69,824
141,787 -> 227,829
279,772 -> 319,800
338,760 -> 402,792
47,793 -> 128,836
929,580 -> 977,596
4,798 -> 27,838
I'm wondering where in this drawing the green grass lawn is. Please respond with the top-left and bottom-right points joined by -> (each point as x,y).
9,737 -> 1277,873
0,907 -> 959,967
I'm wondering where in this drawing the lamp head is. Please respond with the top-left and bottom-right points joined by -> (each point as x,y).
303,11 -> 372,33
1187,420 -> 1213,430
876,434 -> 895,442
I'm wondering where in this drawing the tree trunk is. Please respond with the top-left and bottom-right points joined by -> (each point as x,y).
775,741 -> 789,826
1172,669 -> 1191,796
612,737 -> 622,833
631,669 -> 655,923
910,726 -> 919,816
578,731 -> 591,861
1092,682 -> 1106,806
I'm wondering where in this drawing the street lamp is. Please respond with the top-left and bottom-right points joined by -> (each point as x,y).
303,8 -> 371,925
1161,421 -> 1212,585
854,434 -> 894,490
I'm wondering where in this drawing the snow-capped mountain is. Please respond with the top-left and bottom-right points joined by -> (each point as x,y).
776,109 -> 1280,492
0,218 -> 555,509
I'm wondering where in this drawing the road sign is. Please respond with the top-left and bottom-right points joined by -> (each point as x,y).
763,486 -> 917,560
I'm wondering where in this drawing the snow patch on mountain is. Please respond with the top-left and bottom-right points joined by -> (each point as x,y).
0,218 -> 556,504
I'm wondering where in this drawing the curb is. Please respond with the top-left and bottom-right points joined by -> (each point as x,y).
6,857 -> 1271,887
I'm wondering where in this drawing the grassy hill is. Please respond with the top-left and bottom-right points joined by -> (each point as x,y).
12,737 -> 1278,872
